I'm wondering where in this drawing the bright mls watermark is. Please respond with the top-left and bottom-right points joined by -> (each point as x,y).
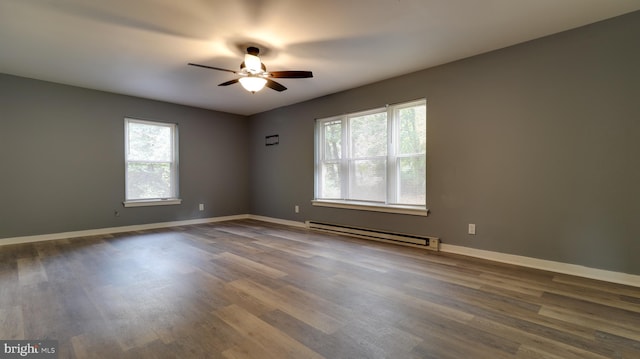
1,341 -> 57,358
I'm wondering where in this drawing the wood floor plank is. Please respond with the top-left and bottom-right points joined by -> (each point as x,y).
83,284 -> 161,351
228,278 -> 344,334
482,270 -> 640,313
17,257 -> 48,286
71,333 -> 126,359
401,314 -> 517,359
0,305 -> 24,339
250,236 -> 316,258
515,344 -> 597,359
0,264 -> 19,308
594,330 -> 640,358
539,306 -> 640,342
217,252 -> 287,279
258,308 -> 367,359
468,310 -> 624,358
552,274 -> 640,298
20,281 -> 69,340
0,219 -> 638,358
332,273 -> 476,324
215,304 -> 325,359
541,291 -> 640,329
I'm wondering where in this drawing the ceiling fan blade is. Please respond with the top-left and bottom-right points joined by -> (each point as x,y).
188,63 -> 238,74
265,79 -> 287,92
268,71 -> 313,78
218,79 -> 239,86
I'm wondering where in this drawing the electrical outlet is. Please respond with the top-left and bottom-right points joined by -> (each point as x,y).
295,205 -> 300,213
199,204 -> 204,211
468,224 -> 476,235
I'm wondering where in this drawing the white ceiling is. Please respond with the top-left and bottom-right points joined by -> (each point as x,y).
1,0 -> 639,116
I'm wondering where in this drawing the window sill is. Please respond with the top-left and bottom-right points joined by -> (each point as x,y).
123,199 -> 182,208
312,200 -> 428,216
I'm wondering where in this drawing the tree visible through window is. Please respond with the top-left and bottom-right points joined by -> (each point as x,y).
396,104 -> 426,205
125,118 -> 178,202
315,99 -> 426,208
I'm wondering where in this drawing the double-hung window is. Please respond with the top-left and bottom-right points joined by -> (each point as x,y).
314,99 -> 427,215
124,118 -> 181,207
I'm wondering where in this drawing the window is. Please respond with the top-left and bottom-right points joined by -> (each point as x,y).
314,99 -> 427,215
124,118 -> 181,207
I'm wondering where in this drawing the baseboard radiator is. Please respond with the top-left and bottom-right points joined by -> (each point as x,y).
306,221 -> 440,251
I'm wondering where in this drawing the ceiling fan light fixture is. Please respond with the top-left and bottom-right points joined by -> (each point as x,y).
239,76 -> 267,93
244,53 -> 262,73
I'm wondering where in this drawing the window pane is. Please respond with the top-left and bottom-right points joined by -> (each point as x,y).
397,155 -> 426,205
127,162 -> 172,200
398,105 -> 426,155
323,120 -> 342,160
128,122 -> 172,161
350,159 -> 386,202
320,162 -> 341,199
350,112 -> 387,158
315,99 -> 426,208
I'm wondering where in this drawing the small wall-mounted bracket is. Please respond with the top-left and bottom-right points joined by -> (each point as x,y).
265,134 -> 279,146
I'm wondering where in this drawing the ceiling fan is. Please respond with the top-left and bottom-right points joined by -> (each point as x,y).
188,47 -> 313,93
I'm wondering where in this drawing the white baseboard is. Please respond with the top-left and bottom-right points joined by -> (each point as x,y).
0,214 -> 250,246
440,243 -> 640,288
247,215 -> 307,228
1,214 -> 638,287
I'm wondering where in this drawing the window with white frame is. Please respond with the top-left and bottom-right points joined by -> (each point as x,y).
124,118 -> 180,207
314,99 -> 426,215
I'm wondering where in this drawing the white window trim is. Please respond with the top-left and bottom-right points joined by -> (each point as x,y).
314,99 -> 427,214
311,199 -> 428,216
124,118 -> 181,207
123,198 -> 182,207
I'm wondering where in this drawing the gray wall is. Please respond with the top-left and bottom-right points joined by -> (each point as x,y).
0,74 -> 249,238
248,11 -> 640,275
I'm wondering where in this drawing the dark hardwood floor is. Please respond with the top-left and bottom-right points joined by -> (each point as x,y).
1,219 -> 639,358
